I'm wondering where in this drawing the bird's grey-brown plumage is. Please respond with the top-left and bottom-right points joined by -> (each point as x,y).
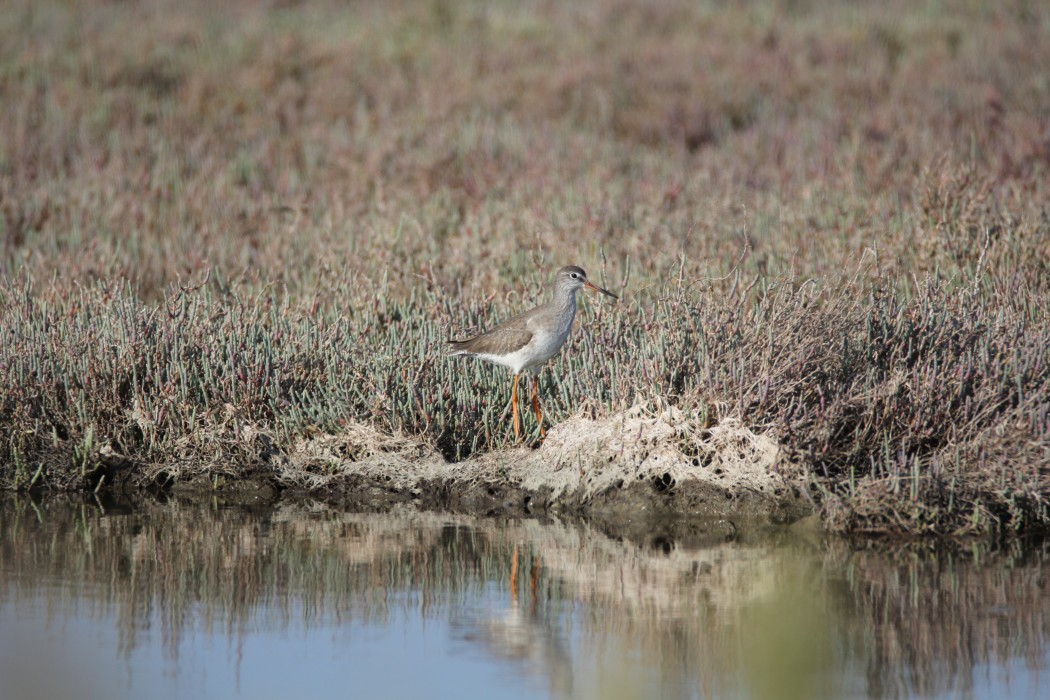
449,265 -> 617,441
448,320 -> 533,358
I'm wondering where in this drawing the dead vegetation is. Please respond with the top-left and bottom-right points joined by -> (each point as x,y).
1,0 -> 1048,537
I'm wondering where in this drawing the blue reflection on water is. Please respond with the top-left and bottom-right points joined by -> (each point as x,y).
1,501 -> 1048,700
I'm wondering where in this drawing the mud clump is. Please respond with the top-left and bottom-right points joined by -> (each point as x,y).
281,402 -> 810,524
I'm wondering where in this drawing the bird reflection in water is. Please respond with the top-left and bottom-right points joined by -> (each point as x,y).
454,544 -> 574,697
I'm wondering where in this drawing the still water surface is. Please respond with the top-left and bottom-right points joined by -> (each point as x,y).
1,497 -> 1048,700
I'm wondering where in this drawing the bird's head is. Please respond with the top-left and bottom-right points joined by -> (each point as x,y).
557,265 -> 618,299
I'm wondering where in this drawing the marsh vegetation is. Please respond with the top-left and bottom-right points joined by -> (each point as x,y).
1,0 -> 1048,536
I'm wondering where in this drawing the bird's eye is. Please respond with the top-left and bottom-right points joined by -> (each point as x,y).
571,273 -> 578,279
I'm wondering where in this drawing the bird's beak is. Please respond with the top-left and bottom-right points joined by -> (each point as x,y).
584,280 -> 618,300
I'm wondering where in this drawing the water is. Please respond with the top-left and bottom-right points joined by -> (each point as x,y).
1,497 -> 1048,700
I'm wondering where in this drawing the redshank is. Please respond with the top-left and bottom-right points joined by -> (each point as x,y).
449,265 -> 617,441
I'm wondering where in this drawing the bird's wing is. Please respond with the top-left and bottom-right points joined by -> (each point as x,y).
449,311 -> 536,355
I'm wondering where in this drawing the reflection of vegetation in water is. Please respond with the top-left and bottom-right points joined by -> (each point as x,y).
829,540 -> 1050,699
1,497 -> 1048,698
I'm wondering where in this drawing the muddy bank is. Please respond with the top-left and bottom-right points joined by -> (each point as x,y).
24,403 -> 812,528
283,404 -> 811,528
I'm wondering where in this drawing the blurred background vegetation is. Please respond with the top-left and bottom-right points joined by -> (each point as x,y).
1,0 -> 1047,535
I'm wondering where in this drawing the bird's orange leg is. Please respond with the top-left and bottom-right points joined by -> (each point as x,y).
530,375 -> 546,438
511,373 -> 521,443
510,544 -> 519,603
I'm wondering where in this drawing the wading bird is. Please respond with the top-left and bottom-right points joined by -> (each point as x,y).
449,265 -> 617,442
